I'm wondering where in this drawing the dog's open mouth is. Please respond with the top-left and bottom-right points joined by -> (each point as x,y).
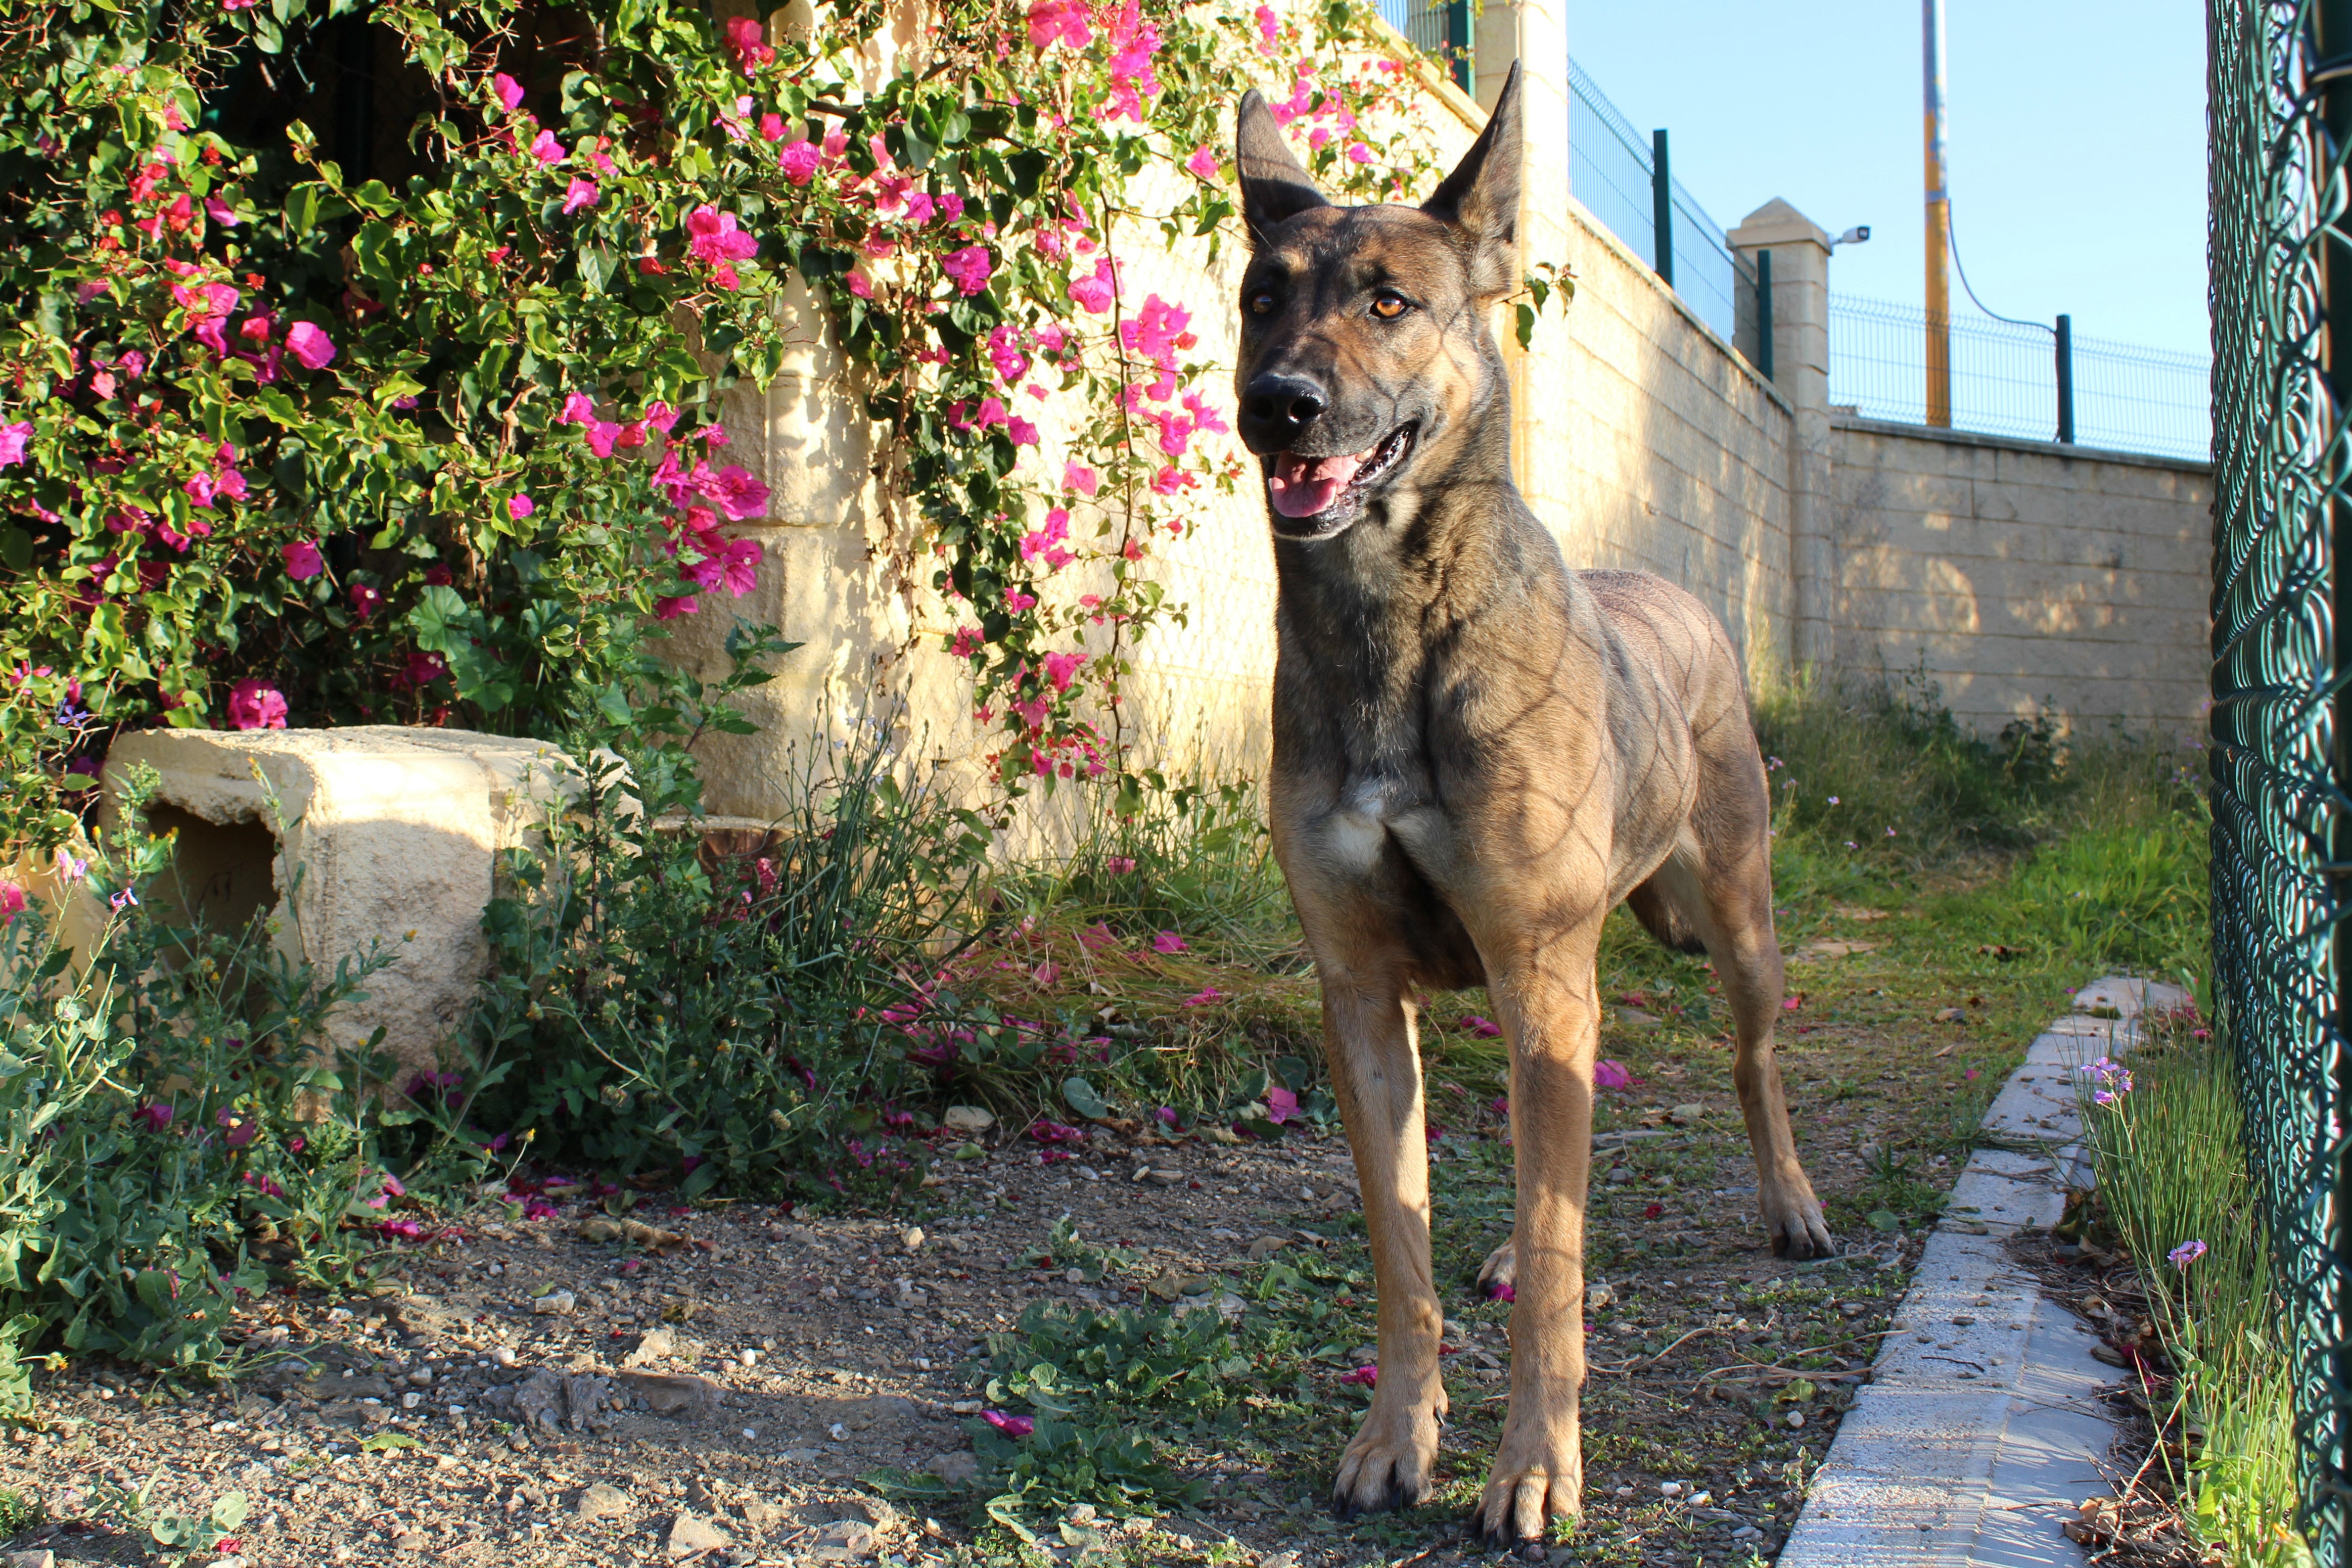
1266,424 -> 1416,529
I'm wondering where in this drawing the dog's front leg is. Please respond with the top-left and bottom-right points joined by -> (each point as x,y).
1478,940 -> 1600,1546
1321,971 -> 1447,1516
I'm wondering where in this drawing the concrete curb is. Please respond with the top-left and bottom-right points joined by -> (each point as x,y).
1775,976 -> 2189,1567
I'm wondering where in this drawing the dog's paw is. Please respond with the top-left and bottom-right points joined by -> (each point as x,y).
1761,1174 -> 1834,1260
1473,1421 -> 1582,1547
1475,1237 -> 1516,1301
1331,1397 -> 1443,1518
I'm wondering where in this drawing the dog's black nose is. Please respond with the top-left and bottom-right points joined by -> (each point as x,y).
1239,373 -> 1328,448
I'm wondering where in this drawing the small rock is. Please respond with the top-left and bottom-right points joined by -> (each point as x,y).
811,1518 -> 876,1561
531,1290 -> 576,1317
1299,1185 -> 1316,1202
1613,1006 -> 1661,1029
942,1105 -> 994,1135
1786,1411 -> 1806,1429
926,1450 -> 981,1487
577,1483 -> 631,1520
1263,1554 -> 1301,1568
621,1372 -> 720,1418
1659,1480 -> 1684,1498
900,1226 -> 925,1252
1586,1281 -> 1616,1311
1934,1006 -> 1966,1023
624,1329 -> 677,1368
1667,1102 -> 1706,1126
666,1510 -> 731,1557
1145,1169 -> 1182,1186
491,1346 -> 520,1368
390,1529 -> 430,1552
406,1367 -> 433,1386
7,1551 -> 56,1568
1246,1235 -> 1289,1261
401,1392 -> 423,1410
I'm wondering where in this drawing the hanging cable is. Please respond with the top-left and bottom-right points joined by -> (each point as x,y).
1946,200 -> 2053,335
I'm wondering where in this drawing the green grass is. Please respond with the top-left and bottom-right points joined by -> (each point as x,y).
2082,1025 -> 2305,1566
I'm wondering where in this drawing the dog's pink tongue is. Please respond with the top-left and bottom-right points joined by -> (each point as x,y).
1268,450 -> 1366,519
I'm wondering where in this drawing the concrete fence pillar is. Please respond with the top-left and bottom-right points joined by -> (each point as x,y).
1727,199 -> 1834,673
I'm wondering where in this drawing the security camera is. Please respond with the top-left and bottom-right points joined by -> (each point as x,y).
1833,225 -> 1871,248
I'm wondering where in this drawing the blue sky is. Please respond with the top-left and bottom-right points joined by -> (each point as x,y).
1562,2 -> 2210,358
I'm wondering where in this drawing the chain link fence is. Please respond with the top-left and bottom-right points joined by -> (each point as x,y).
2209,0 -> 2352,1555
1829,295 -> 2212,462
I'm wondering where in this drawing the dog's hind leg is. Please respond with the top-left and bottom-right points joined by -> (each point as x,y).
1318,957 -> 1449,1516
1652,808 -> 1833,1259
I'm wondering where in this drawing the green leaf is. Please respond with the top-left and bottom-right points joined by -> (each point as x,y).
0,527 -> 30,572
359,1431 -> 420,1452
1866,1209 -> 1903,1232
1062,1077 -> 1110,1121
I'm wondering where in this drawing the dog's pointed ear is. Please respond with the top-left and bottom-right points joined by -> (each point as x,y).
1237,88 -> 1328,245
1422,60 -> 1524,300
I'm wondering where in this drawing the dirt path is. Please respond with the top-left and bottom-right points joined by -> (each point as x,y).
4,904 -> 2035,1568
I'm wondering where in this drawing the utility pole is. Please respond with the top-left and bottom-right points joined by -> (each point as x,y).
1922,0 -> 1952,427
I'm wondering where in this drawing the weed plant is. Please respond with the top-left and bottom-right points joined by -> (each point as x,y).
0,767 -> 422,1409
2080,1023 -> 2303,1565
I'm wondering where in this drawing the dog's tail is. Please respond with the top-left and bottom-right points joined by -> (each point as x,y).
1624,878 -> 1709,955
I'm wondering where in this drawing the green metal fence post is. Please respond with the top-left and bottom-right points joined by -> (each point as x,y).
1446,0 -> 1471,94
2320,1 -> 2352,1538
1651,128 -> 1674,288
1756,250 -> 1774,382
2054,314 -> 2074,444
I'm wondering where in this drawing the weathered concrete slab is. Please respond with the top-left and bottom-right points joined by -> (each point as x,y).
1776,977 -> 2160,1567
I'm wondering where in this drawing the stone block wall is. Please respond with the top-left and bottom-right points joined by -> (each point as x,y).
1825,417 -> 2213,735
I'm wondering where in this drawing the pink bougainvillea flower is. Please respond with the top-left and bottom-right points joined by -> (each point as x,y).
685,204 -> 759,264
1642,1202 -> 1665,1220
1184,145 -> 1219,180
529,129 -> 565,165
1043,651 -> 1084,691
1488,1280 -> 1515,1303
655,594 -> 699,620
560,391 -> 596,425
2169,1239 -> 2208,1269
1338,1365 -> 1377,1387
227,678 -> 288,731
1461,1015 -> 1502,1038
1028,1120 -> 1086,1144
585,419 -> 624,457
348,581 -> 383,620
1106,856 -> 1137,874
285,321 -> 336,369
0,883 -> 24,926
282,539 -> 324,580
0,421 -> 29,468
715,536 -> 762,595
243,1170 -> 285,1200
949,626 -> 983,659
1266,1087 -> 1299,1124
203,195 -> 240,226
941,244 -> 993,296
561,177 -> 599,215
216,1108 -> 257,1148
779,140 -> 821,186
1180,988 -> 1222,1007
1152,930 -> 1185,954
493,72 -> 526,111
133,1101 -> 174,1132
1027,0 -> 1091,47
981,1410 -> 1035,1437
1346,141 -> 1375,165
723,14 -> 775,68
1063,462 -> 1099,497
701,464 -> 772,521
845,271 -> 872,299
1593,1058 -> 1633,1090
1069,256 -> 1117,313
508,494 -> 535,522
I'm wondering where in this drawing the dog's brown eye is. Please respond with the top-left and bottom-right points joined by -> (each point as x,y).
1249,291 -> 1276,316
1371,291 -> 1408,320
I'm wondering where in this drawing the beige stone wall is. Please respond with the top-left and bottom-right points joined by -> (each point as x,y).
1518,202 -> 1795,678
1825,417 -> 2213,735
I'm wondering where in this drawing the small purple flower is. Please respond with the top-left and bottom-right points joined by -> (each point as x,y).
109,888 -> 139,912
2169,1239 -> 2207,1270
133,1101 -> 174,1132
216,1109 -> 255,1148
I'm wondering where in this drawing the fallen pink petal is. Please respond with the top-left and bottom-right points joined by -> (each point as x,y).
981,1410 -> 1034,1436
1338,1365 -> 1377,1387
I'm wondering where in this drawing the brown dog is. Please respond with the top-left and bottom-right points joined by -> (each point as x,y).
1231,62 -> 1832,1546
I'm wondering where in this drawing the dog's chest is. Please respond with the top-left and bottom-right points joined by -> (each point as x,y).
1313,773 -> 1451,881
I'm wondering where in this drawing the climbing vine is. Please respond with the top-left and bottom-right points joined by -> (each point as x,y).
0,0 -> 1498,851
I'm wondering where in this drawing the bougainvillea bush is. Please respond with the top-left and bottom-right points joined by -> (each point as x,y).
0,0 -> 1483,858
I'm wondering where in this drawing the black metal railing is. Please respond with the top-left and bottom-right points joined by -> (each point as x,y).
1828,293 -> 2211,463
